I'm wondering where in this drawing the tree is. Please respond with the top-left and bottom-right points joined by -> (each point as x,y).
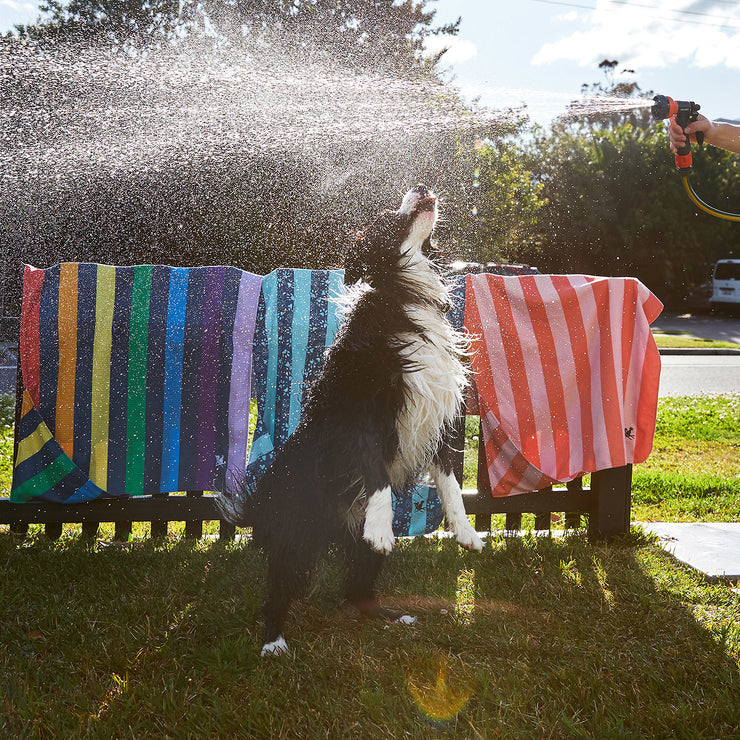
1,0 -> 471,311
25,0 -> 459,76
521,118 -> 740,304
435,118 -> 546,264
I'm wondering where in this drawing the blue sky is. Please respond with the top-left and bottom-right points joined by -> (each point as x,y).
1,0 -> 738,124
429,0 -> 740,124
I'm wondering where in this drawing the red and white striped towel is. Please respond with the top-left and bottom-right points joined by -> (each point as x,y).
464,274 -> 663,496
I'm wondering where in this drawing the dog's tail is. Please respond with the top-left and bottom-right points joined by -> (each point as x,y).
214,478 -> 255,528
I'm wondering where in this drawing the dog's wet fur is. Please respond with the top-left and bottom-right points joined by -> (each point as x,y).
218,184 -> 483,655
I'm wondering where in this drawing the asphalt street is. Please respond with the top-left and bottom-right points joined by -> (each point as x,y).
652,312 -> 740,397
659,354 -> 740,397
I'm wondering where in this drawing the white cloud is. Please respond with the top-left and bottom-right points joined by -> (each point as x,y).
557,11 -> 579,23
0,0 -> 36,11
423,36 -> 478,65
532,0 -> 740,70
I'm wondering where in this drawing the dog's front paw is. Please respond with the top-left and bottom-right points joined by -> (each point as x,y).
363,523 -> 395,554
363,486 -> 395,554
453,520 -> 484,552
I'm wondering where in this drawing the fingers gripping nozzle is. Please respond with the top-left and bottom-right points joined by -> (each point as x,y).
652,95 -> 702,172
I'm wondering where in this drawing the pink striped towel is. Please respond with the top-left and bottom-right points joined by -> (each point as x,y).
464,273 -> 663,496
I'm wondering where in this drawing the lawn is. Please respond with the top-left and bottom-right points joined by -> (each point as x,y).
461,394 -> 740,523
1,394 -> 739,738
651,331 -> 740,350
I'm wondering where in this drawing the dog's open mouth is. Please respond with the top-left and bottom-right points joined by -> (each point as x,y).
416,196 -> 437,212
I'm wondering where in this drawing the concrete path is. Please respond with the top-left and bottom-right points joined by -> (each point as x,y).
639,522 -> 740,582
652,312 -> 740,344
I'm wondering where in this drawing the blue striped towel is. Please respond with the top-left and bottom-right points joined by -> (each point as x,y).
245,269 -> 466,537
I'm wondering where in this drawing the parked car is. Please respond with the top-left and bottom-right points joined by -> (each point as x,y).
449,261 -> 541,276
710,259 -> 740,314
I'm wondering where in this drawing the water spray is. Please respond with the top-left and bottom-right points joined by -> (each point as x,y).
652,94 -> 740,222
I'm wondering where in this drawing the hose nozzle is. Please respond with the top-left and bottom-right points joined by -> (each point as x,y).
652,94 -> 702,172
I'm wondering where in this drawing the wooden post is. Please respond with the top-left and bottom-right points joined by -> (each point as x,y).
150,493 -> 169,538
185,491 -> 204,539
588,465 -> 632,540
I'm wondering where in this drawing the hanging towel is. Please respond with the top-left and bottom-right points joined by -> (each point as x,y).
11,263 -> 262,502
245,269 -> 468,537
464,273 -> 662,496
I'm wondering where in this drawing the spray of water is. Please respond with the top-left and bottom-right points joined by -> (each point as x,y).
558,93 -> 655,121
1,32 -> 529,302
1,36 -> 516,185
0,30 -> 658,314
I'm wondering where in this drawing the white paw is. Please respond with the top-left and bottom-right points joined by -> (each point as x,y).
395,614 -> 417,625
363,486 -> 395,554
453,520 -> 484,552
261,635 -> 289,657
363,523 -> 396,554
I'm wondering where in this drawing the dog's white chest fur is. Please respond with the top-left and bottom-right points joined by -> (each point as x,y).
388,251 -> 467,486
390,306 -> 466,486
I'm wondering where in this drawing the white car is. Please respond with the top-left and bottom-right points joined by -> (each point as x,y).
710,259 -> 740,313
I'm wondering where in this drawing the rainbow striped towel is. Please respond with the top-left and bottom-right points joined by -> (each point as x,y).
464,273 -> 662,496
11,263 -> 262,502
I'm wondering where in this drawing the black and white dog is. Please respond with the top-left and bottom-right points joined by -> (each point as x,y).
219,184 -> 483,656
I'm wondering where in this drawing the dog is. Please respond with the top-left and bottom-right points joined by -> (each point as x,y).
218,184 -> 483,656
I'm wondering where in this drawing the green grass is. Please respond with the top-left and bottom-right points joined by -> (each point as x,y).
631,396 -> 740,522
1,532 -> 739,738
651,330 -> 740,350
1,394 -> 740,736
463,396 -> 740,523
0,393 -> 13,496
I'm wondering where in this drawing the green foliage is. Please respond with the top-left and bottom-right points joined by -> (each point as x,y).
520,111 -> 740,304
440,129 -> 546,263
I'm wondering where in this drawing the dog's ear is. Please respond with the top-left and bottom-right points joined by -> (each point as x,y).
344,231 -> 367,285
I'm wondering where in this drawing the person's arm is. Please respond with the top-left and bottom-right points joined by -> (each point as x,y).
669,114 -> 740,155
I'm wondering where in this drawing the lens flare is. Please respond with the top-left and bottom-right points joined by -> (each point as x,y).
405,654 -> 475,722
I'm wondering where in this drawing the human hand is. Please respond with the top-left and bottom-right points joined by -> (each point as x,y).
668,114 -> 713,152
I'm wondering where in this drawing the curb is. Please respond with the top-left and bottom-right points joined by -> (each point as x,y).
658,348 -> 740,355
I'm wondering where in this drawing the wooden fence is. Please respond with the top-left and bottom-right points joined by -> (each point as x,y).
0,305 -> 632,543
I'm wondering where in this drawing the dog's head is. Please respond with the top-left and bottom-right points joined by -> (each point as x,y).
345,184 -> 439,285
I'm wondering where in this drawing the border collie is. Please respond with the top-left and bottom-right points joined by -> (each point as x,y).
219,184 -> 483,656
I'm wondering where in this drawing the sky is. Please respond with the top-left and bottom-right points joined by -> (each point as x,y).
1,0 -> 738,125
428,0 -> 740,124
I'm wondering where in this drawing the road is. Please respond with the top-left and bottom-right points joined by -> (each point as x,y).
651,312 -> 740,397
659,354 -> 740,397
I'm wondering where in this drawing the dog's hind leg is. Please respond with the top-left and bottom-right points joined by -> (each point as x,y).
431,445 -> 484,552
341,535 -> 415,624
342,534 -> 387,616
261,546 -> 319,657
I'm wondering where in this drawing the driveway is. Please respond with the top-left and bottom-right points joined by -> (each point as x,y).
652,312 -> 740,345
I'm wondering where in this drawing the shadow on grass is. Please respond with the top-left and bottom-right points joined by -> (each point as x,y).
0,530 -> 738,738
